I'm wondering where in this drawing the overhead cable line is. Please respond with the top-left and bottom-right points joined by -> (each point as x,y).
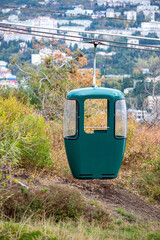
1,4 -> 160,25
1,25 -> 159,51
1,27 -> 160,52
0,27 -> 84,44
1,21 -> 160,42
1,24 -> 160,50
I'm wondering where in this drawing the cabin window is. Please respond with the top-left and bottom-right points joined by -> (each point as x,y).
115,99 -> 127,138
63,99 -> 77,138
84,99 -> 108,134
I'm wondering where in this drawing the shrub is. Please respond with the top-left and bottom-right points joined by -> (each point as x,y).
124,119 -> 160,166
0,96 -> 53,188
1,184 -> 111,226
122,118 -> 160,201
1,184 -> 86,221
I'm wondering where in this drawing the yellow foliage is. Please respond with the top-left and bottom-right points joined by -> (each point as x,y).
124,118 -> 160,166
78,55 -> 88,68
68,68 -> 102,88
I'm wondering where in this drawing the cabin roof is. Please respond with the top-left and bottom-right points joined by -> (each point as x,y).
67,87 -> 124,99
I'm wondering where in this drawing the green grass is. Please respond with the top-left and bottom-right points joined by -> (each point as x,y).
0,185 -> 160,240
116,208 -> 137,222
0,217 -> 160,240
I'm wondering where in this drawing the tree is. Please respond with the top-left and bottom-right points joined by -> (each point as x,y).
122,78 -> 133,91
133,56 -> 160,124
137,11 -> 145,23
140,33 -> 159,45
10,49 -> 103,121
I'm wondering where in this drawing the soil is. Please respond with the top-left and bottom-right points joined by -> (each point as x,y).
60,178 -> 160,222
16,173 -> 160,222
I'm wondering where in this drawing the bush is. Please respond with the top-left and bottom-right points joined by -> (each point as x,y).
124,119 -> 160,166
122,118 -> 160,201
0,96 -> 53,188
1,184 -> 111,226
1,184 -> 86,222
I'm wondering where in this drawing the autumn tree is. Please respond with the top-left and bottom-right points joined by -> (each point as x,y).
134,56 -> 160,124
10,47 -> 103,121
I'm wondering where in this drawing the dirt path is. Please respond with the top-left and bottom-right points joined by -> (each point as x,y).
58,178 -> 160,222
17,174 -> 160,222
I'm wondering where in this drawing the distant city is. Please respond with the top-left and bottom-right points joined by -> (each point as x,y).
0,0 -> 160,123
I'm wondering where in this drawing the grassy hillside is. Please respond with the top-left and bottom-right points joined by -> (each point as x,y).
0,183 -> 160,240
0,52 -> 159,239
0,95 -> 160,239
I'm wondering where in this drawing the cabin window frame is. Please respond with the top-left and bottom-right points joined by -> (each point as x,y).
84,98 -> 109,134
63,98 -> 79,140
114,99 -> 127,139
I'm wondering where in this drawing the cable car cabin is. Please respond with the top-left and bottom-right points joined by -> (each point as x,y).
63,86 -> 127,180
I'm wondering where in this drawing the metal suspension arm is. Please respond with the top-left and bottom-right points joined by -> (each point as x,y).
93,42 -> 98,87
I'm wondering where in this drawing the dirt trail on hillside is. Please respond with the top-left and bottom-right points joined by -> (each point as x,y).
17,174 -> 160,222
58,178 -> 160,222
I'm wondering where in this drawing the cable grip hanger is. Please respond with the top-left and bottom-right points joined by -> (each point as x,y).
93,41 -> 98,87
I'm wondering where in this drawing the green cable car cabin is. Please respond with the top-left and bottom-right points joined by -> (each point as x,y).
63,86 -> 127,179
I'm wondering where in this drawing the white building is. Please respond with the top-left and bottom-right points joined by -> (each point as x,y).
124,11 -> 137,21
66,6 -> 93,16
127,38 -> 139,48
97,0 -> 107,6
124,87 -> 134,95
58,26 -> 85,32
57,19 -> 92,28
31,54 -> 42,65
140,0 -> 150,6
105,74 -> 131,79
39,48 -> 53,58
97,51 -> 116,57
106,8 -> 115,18
124,0 -> 150,5
71,20 -> 92,28
8,15 -> 19,22
109,12 -> 121,18
31,48 -> 72,65
2,16 -> 57,42
57,20 -> 70,26
141,21 -> 160,31
65,34 -> 108,50
31,16 -> 57,34
91,28 -> 133,40
3,32 -> 32,43
137,4 -> 159,13
108,2 -> 124,7
66,41 -> 92,50
128,109 -> 148,122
